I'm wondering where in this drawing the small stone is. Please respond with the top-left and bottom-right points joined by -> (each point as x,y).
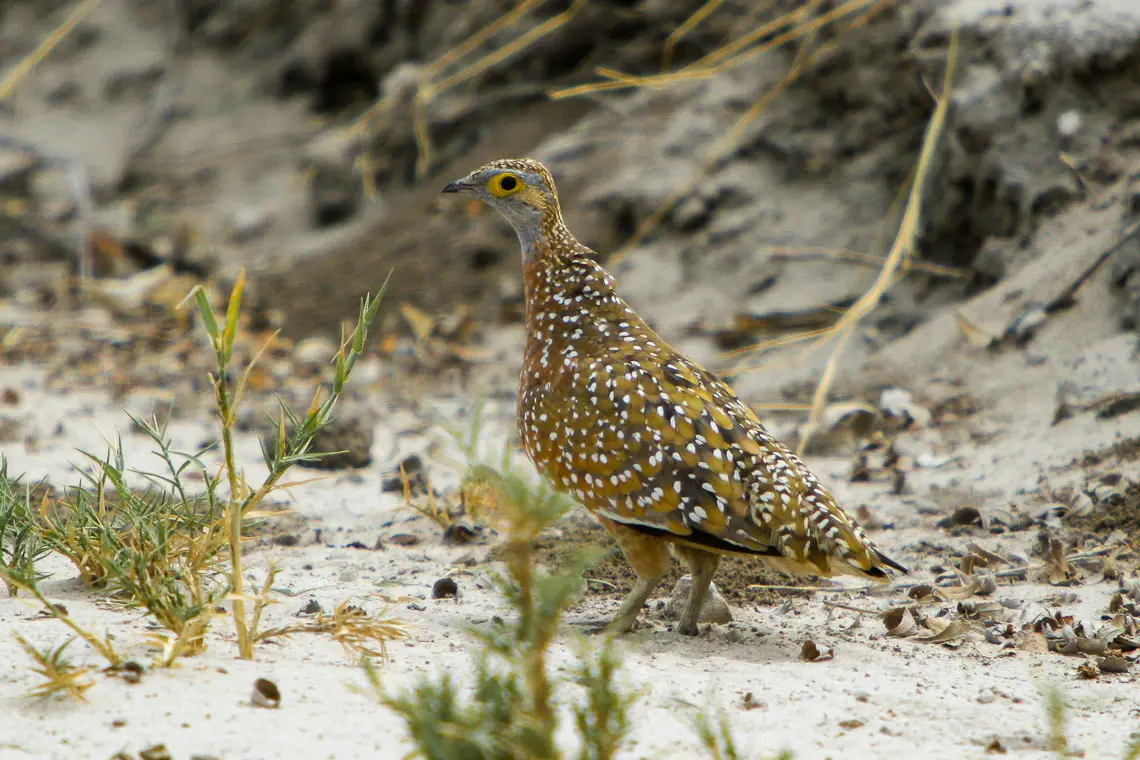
228,205 -> 274,243
139,745 -> 173,760
0,416 -> 21,443
1097,655 -> 1131,674
251,678 -> 281,708
388,533 -> 419,547
879,388 -> 932,429
293,336 -> 337,366
442,520 -> 480,545
432,577 -> 458,599
300,405 -> 376,470
298,599 -> 321,615
661,576 -> 733,625
382,454 -> 427,494
118,661 -> 144,684
1056,110 -> 1082,139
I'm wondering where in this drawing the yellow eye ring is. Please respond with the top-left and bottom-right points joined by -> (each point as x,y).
488,172 -> 524,198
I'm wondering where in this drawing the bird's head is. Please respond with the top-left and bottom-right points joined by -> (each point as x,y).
443,158 -> 565,256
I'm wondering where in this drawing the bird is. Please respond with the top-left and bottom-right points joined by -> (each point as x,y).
443,158 -> 907,636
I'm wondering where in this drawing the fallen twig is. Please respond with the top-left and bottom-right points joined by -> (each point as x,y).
822,601 -> 884,616
746,583 -> 871,593
0,0 -> 102,100
1045,217 -> 1140,313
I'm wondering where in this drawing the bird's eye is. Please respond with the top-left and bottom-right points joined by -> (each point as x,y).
488,172 -> 523,197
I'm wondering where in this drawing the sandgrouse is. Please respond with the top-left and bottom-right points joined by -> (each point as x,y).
443,158 -> 907,636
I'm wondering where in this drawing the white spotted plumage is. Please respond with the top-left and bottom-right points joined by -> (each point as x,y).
445,157 -> 907,634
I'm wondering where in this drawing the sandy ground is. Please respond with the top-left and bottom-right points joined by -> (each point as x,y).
3,1 -> 1140,758
1,328 -> 1138,760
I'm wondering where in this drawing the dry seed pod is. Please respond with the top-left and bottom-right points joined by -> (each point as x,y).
883,607 -> 918,637
1077,662 -> 1100,679
121,661 -> 144,684
252,678 -> 281,708
1097,656 -> 1131,674
800,639 -> 834,662
139,746 -> 172,760
974,573 -> 998,596
1077,638 -> 1108,655
918,619 -> 970,644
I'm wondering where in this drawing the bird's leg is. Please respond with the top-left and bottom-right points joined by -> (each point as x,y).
595,516 -> 671,635
604,576 -> 664,635
673,545 -> 722,636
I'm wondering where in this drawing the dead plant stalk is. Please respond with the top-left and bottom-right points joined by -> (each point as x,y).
795,30 -> 959,456
187,267 -> 391,659
557,0 -> 897,267
0,0 -> 102,100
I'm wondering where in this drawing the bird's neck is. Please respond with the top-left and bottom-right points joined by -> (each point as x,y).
522,252 -> 620,329
514,210 -> 572,266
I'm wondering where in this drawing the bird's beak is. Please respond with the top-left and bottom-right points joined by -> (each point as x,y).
442,178 -> 472,194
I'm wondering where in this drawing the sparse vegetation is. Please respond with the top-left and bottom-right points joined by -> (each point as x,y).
187,268 -> 393,658
0,269 -> 402,683
401,465 -> 456,529
676,697 -> 794,760
1042,684 -> 1140,760
367,412 -> 788,760
23,422 -> 228,659
257,596 -> 408,660
0,466 -> 51,596
15,633 -> 96,702
1,0 -> 1138,755
365,414 -> 638,759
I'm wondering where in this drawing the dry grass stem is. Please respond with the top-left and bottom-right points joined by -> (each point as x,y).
24,583 -> 121,666
0,0 -> 103,100
353,0 -> 587,177
552,0 -> 894,100
591,4 -> 894,268
15,634 -> 96,702
795,29 -> 959,456
258,600 -> 409,660
661,0 -> 728,71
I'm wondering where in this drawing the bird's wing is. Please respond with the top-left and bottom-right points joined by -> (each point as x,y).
535,347 -> 898,577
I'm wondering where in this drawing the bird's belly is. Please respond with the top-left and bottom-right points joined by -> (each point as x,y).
517,379 -> 570,480
521,391 -> 661,525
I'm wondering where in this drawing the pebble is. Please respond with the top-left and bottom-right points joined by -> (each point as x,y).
432,577 -> 458,599
661,576 -> 732,625
1056,110 -> 1082,139
228,204 -> 274,243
